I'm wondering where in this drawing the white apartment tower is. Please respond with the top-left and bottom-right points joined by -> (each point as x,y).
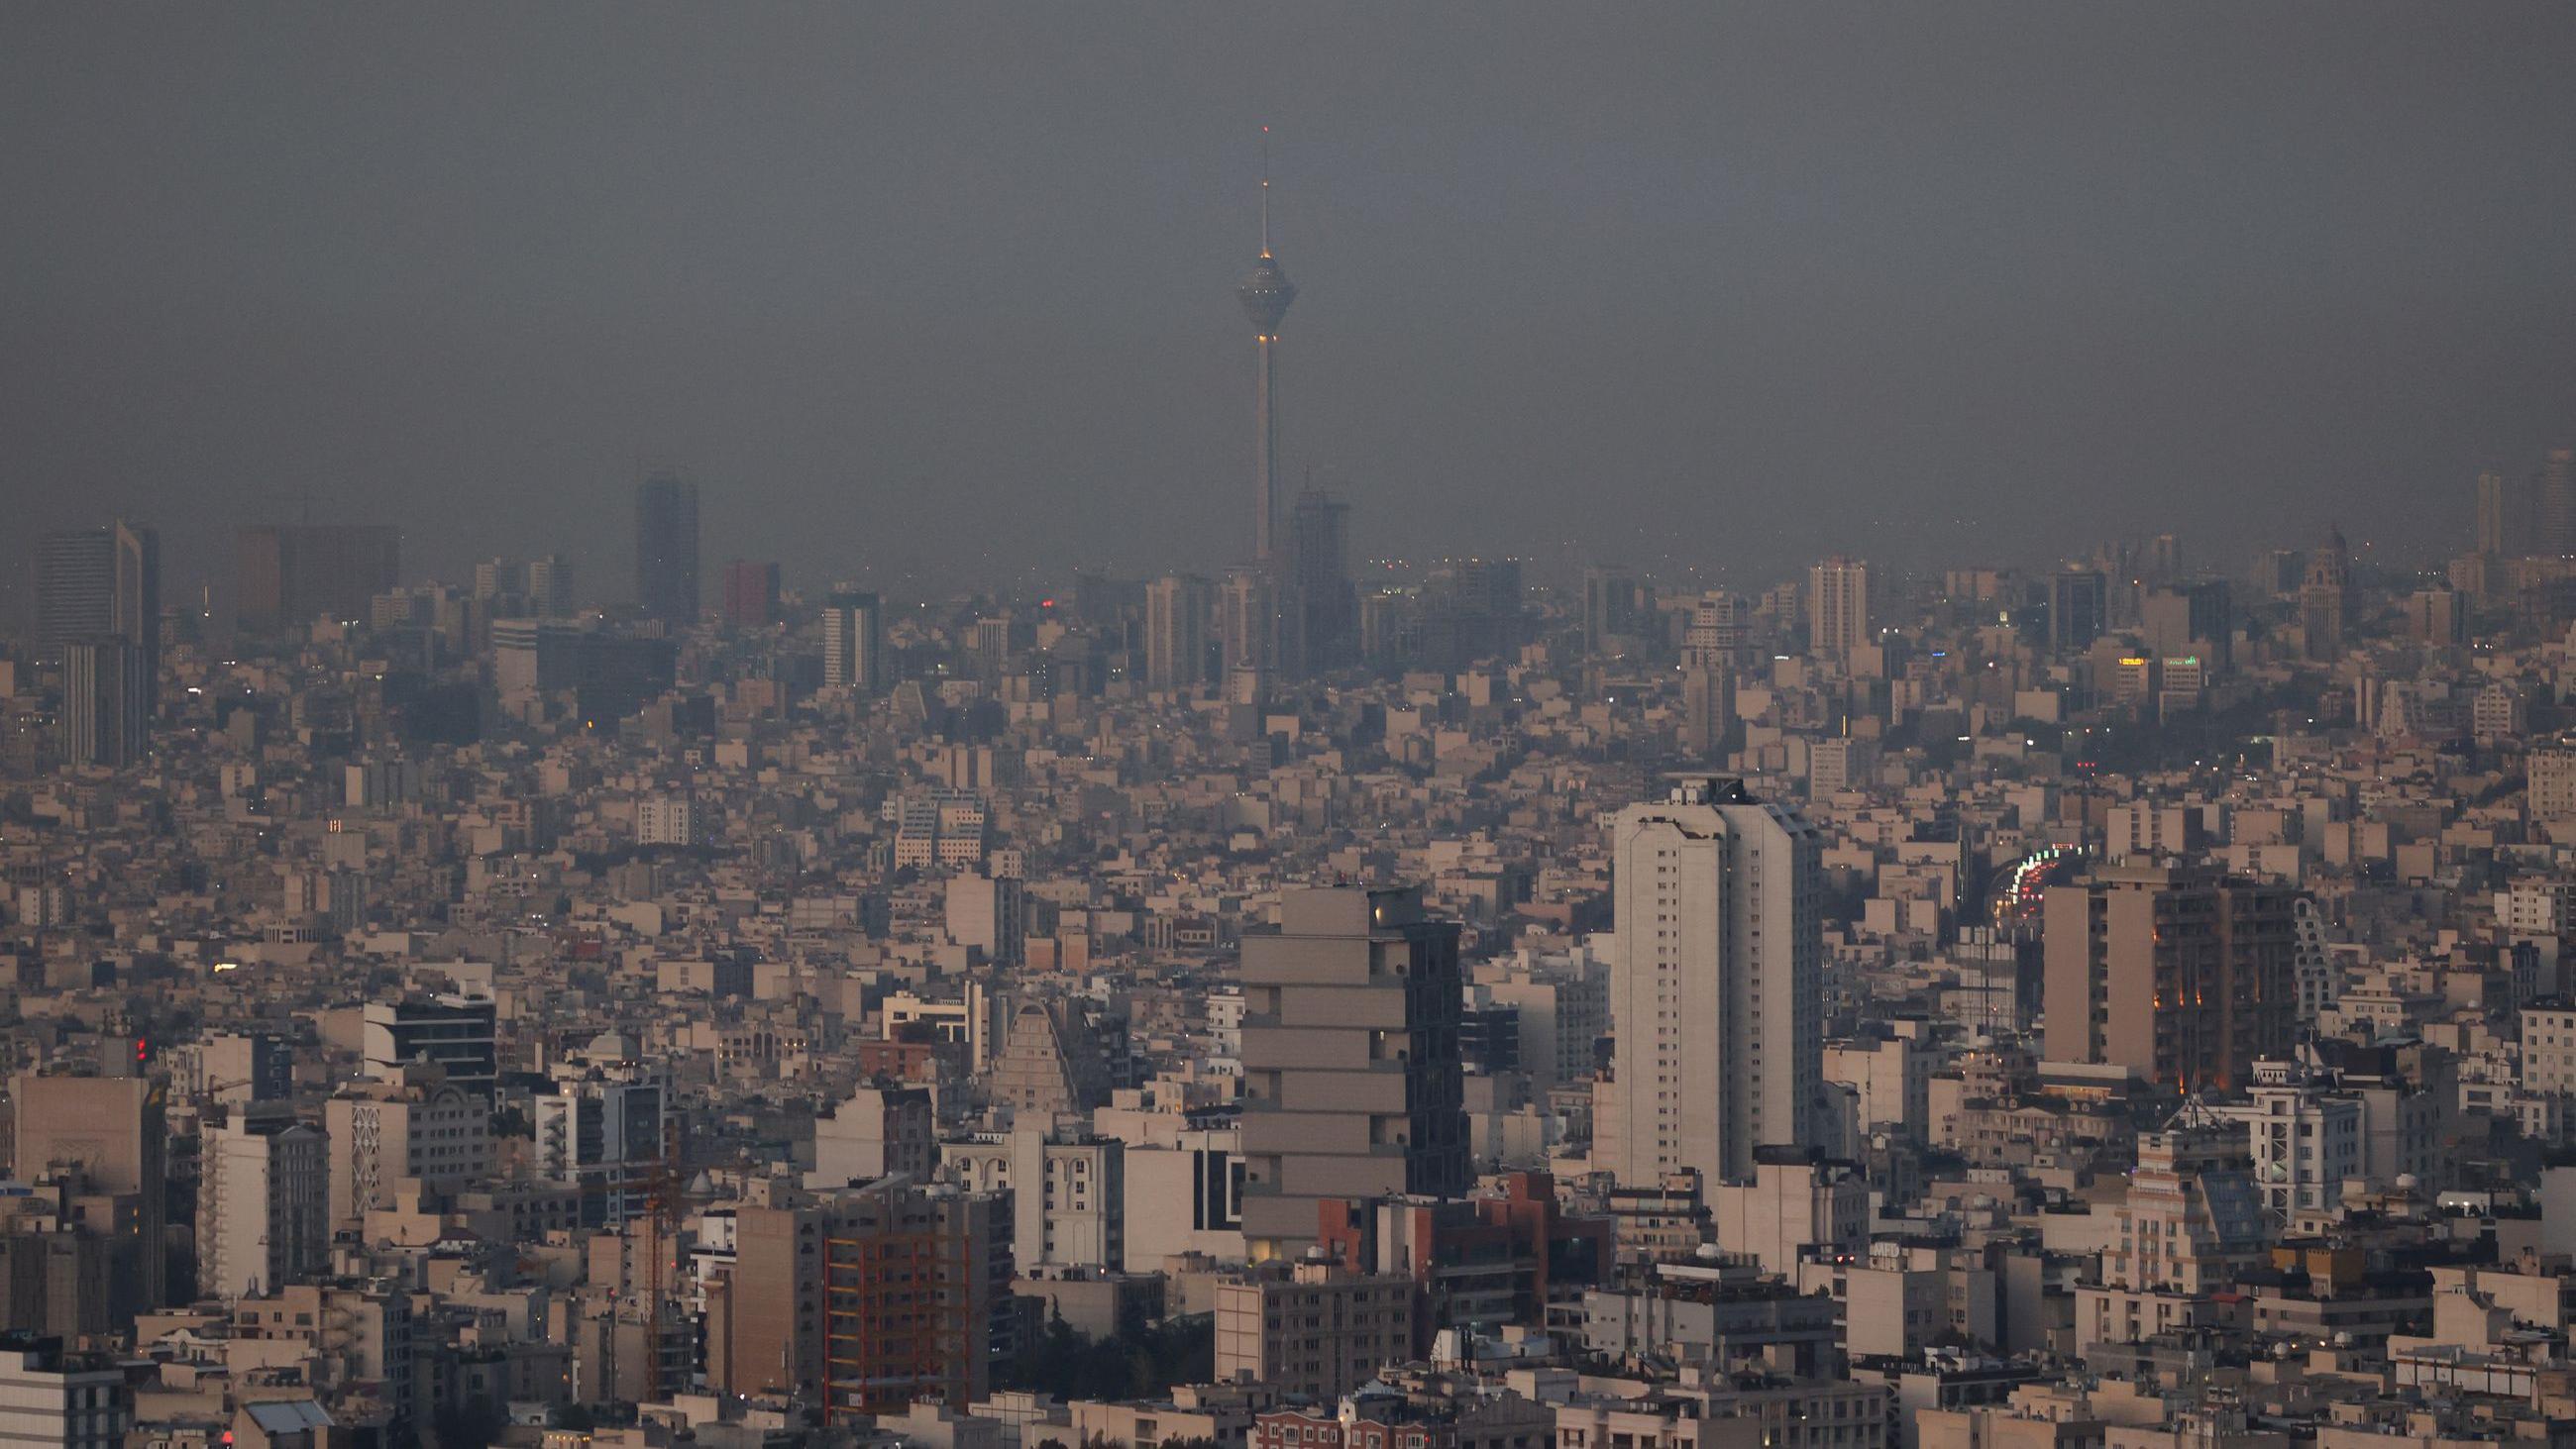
1807,556 -> 1870,661
198,1113 -> 329,1301
1605,775 -> 1823,1187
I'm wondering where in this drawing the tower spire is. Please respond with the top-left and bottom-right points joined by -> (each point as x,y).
1259,125 -> 1272,259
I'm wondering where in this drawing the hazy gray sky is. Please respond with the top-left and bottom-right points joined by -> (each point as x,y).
7,3 -> 2574,606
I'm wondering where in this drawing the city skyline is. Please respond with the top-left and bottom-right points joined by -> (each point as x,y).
8,5 -> 2576,615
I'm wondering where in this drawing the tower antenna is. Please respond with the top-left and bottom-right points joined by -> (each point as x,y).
1260,125 -> 1272,259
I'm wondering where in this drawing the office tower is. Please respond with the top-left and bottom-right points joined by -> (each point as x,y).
34,522 -> 157,690
1288,487 -> 1355,671
2144,533 -> 2183,582
2139,580 -> 2232,672
325,1065 -> 491,1230
9,1075 -> 166,1313
572,634 -> 679,725
820,589 -> 883,691
2540,448 -> 2576,558
56,638 -> 148,770
2254,548 -> 2306,599
2300,524 -> 2352,660
1238,132 -> 1297,563
719,559 -> 781,629
236,524 -> 400,633
363,996 -> 498,1098
1420,557 -> 1526,669
2048,568 -> 2108,654
1582,567 -> 1647,656
1220,568 -> 1274,677
1677,667 -> 1730,760
706,1181 -> 1007,1422
525,553 -> 574,616
1144,574 -> 1212,690
2041,859 -> 2300,1092
2478,469 -> 2509,558
968,615 -> 1013,681
1239,886 -> 1467,1258
1602,776 -> 1823,1187
633,473 -> 701,625
1682,591 -> 1749,671
1806,557 -> 1869,660
197,1111 -> 328,1301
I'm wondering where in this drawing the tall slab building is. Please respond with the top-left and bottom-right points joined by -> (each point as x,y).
1238,885 -> 1467,1258
1603,776 -> 1824,1188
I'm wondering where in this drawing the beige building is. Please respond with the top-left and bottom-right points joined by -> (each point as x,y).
1807,557 -> 1870,661
1238,885 -> 1467,1257
941,1126 -> 1123,1270
1603,776 -> 1823,1188
1145,574 -> 1214,690
8,1074 -> 165,1313
705,1179 -> 1008,1424
325,1064 -> 491,1230
1708,1150 -> 1867,1279
2042,861 -> 2299,1092
198,1113 -> 328,1301
1213,1260 -> 1414,1401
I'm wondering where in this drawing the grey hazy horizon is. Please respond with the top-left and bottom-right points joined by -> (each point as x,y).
6,3 -> 2574,616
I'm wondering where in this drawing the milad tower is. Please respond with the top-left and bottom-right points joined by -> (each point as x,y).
1237,128 -> 1297,566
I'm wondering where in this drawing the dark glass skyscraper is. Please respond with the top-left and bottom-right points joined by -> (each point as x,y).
37,520 -> 158,705
634,474 -> 701,626
1287,487 -> 1353,670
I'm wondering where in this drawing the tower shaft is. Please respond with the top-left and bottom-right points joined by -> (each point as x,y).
1255,334 -> 1279,563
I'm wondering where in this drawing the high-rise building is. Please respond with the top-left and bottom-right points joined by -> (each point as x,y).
1145,574 -> 1213,691
525,553 -> 575,617
720,559 -> 781,629
197,1111 -> 328,1301
2041,859 -> 2301,1092
1682,591 -> 1749,671
1238,133 -> 1297,564
634,474 -> 701,625
2139,580 -> 2231,672
1238,886 -> 1467,1258
8,1075 -> 166,1315
236,524 -> 399,633
1602,776 -> 1823,1188
363,996 -> 498,1099
2537,448 -> 2576,559
34,522 -> 157,689
1288,488 -> 1354,671
535,1045 -> 670,1228
1220,568 -> 1275,678
2478,469 -> 2510,558
2299,524 -> 2352,660
56,637 -> 149,770
1677,667 -> 1731,761
1806,557 -> 1869,660
706,1180 -> 1008,1423
2048,568 -> 2108,654
820,589 -> 883,692
1582,568 -> 1648,657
